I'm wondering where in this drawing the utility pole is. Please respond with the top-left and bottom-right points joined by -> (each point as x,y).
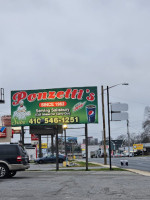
107,86 -> 112,170
101,85 -> 107,165
127,119 -> 130,156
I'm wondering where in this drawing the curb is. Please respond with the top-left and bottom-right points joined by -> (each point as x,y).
80,160 -> 150,177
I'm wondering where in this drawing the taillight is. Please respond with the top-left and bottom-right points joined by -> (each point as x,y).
17,156 -> 22,162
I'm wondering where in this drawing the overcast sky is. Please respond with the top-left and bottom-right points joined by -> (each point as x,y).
0,0 -> 150,143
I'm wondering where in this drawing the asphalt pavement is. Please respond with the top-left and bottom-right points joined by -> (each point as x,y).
1,170 -> 150,200
89,156 -> 150,174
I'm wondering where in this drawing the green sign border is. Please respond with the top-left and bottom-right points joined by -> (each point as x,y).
11,86 -> 98,126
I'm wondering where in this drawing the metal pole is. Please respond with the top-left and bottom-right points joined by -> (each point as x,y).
47,135 -> 48,150
85,123 -> 88,171
107,86 -> 112,170
127,119 -> 130,156
39,134 -> 42,158
64,129 -> 67,159
21,126 -> 24,147
101,85 -> 107,165
56,127 -> 59,171
51,134 -> 54,155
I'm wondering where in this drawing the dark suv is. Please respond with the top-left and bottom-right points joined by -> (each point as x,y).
0,144 -> 30,178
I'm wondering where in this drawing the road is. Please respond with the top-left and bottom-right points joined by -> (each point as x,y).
89,156 -> 150,172
1,170 -> 150,200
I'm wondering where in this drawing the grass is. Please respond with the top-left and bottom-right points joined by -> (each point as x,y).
70,160 -> 101,167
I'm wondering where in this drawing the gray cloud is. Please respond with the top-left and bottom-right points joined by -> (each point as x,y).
0,0 -> 150,140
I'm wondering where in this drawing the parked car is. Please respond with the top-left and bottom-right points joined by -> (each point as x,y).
123,152 -> 134,157
0,144 -> 30,178
113,153 -> 122,157
82,153 -> 86,158
34,154 -> 66,164
134,150 -> 142,156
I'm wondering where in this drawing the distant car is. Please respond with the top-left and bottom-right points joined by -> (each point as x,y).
113,153 -> 122,157
123,152 -> 134,157
34,154 -> 66,164
82,153 -> 86,158
134,150 -> 142,156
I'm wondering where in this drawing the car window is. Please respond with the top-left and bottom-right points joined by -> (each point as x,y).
19,145 -> 28,155
0,145 -> 18,155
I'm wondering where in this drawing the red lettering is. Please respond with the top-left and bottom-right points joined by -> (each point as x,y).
27,93 -> 37,102
77,89 -> 84,99
71,89 -> 78,99
12,91 -> 27,106
65,89 -> 72,99
37,92 -> 47,100
48,91 -> 56,99
57,91 -> 64,99
86,93 -> 95,101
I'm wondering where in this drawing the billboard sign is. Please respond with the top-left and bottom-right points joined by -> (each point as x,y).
11,87 -> 98,126
133,144 -> 143,150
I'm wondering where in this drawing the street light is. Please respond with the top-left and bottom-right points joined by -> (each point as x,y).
106,83 -> 129,170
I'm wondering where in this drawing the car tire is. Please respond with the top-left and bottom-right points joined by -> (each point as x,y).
0,164 -> 9,178
7,171 -> 17,178
39,160 -> 43,164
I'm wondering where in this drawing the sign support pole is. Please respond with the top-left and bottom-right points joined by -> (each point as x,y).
64,129 -> 67,159
56,126 -> 59,171
38,134 -> 42,158
51,134 -> 54,155
21,126 -> 24,146
85,123 -> 88,171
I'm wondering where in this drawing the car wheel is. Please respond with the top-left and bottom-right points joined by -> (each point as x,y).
7,171 -> 17,178
39,160 -> 43,164
0,164 -> 8,178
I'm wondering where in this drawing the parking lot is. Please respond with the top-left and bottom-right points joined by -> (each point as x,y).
1,170 -> 150,200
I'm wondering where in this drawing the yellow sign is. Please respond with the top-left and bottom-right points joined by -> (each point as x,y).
37,143 -> 47,149
133,144 -> 143,150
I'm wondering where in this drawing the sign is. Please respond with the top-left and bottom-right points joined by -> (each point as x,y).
81,144 -> 85,151
37,143 -> 47,149
111,103 -> 128,121
30,125 -> 63,135
12,127 -> 21,134
133,144 -> 143,150
111,103 -> 128,112
111,112 -> 128,121
31,134 -> 39,141
0,127 -> 7,137
0,127 -> 12,143
11,87 -> 98,126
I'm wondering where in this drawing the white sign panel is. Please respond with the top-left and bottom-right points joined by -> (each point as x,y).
111,103 -> 128,112
111,112 -> 128,121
